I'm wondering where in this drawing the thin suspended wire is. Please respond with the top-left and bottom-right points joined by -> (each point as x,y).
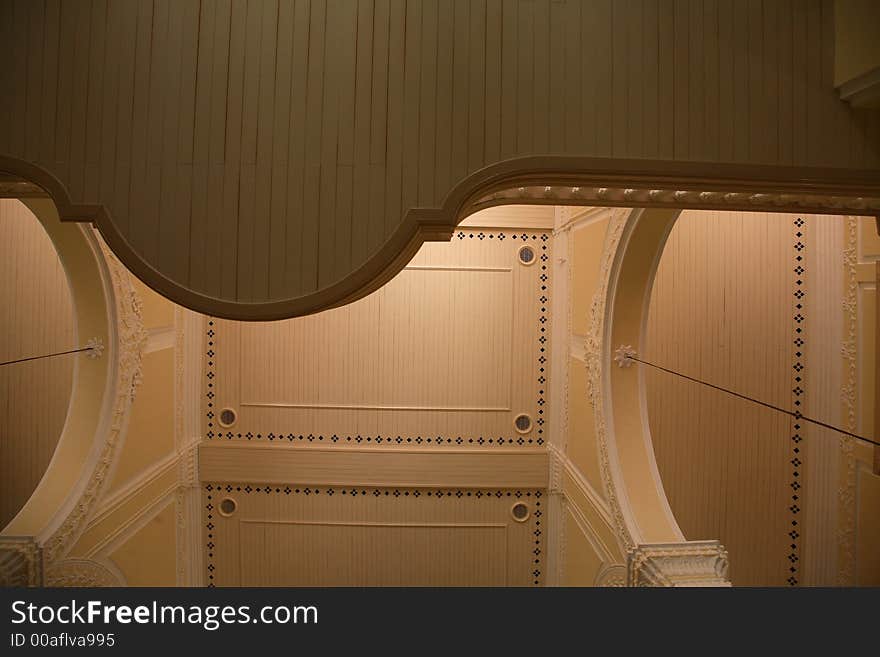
0,346 -> 93,368
627,354 -> 879,448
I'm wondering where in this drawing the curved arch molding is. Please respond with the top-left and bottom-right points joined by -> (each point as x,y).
1,198 -> 146,570
1,0 -> 879,320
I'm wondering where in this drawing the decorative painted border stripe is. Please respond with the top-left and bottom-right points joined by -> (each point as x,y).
788,217 -> 806,586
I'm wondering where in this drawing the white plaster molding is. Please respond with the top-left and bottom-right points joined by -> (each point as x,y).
544,215 -> 570,587
594,563 -> 627,587
0,180 -> 46,198
175,306 -> 205,586
145,326 -> 175,353
613,344 -> 636,368
584,208 -> 638,551
838,217 -> 859,586
175,486 -> 204,586
548,445 -> 564,495
39,232 -> 147,565
554,206 -> 616,234
554,435 -> 619,567
569,335 -> 587,362
473,185 -> 880,216
801,215 -> 843,585
554,446 -> 614,527
563,497 -> 619,567
89,451 -> 181,525
85,492 -> 176,560
0,536 -> 42,586
627,541 -> 731,587
85,337 -> 105,359
45,558 -> 125,587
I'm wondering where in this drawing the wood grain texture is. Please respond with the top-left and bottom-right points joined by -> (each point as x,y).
0,0 -> 878,320
204,482 -> 545,586
0,200 -> 75,529
199,443 -> 549,488
644,210 -> 842,586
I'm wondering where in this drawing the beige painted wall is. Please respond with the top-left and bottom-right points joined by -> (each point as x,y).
108,501 -> 177,586
561,508 -> 604,586
0,199 -> 75,529
107,348 -> 175,495
66,267 -> 179,585
566,213 -> 611,497
560,209 -> 623,585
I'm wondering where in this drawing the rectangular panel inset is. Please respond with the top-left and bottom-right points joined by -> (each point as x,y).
240,267 -> 513,410
240,521 -> 507,586
208,229 -> 550,444
205,483 -> 544,587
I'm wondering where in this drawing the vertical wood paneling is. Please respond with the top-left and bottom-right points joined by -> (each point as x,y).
189,0 -> 217,295
449,0 -> 469,184
628,0 -> 645,159
382,0 -> 404,240
1,0 -> 878,311
0,0 -> 12,153
645,209 -> 833,586
83,0 -> 107,201
656,0 -> 674,159
500,0 -> 517,160
467,0 -> 486,172
220,0 -> 246,300
24,0 -> 45,164
417,0 -> 437,202
483,0 -> 502,163
776,0 -> 792,165
702,0 -> 720,162
0,201 -> 76,529
206,484 -> 544,587
672,0 -> 689,159
366,0 -> 388,255
350,0 -> 375,269
38,0 -> 60,165
687,0 -> 704,161
203,0 -> 232,299
8,0 -> 29,158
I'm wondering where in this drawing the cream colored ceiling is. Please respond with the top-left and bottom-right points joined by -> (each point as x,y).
201,210 -> 552,586
0,199 -> 75,529
208,226 -> 550,445
205,484 -> 543,586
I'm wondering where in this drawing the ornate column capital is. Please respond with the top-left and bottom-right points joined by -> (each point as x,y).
0,536 -> 43,587
627,540 -> 731,587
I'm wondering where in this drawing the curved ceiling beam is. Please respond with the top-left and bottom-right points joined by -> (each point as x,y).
2,154 -> 880,320
1,0 -> 878,320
